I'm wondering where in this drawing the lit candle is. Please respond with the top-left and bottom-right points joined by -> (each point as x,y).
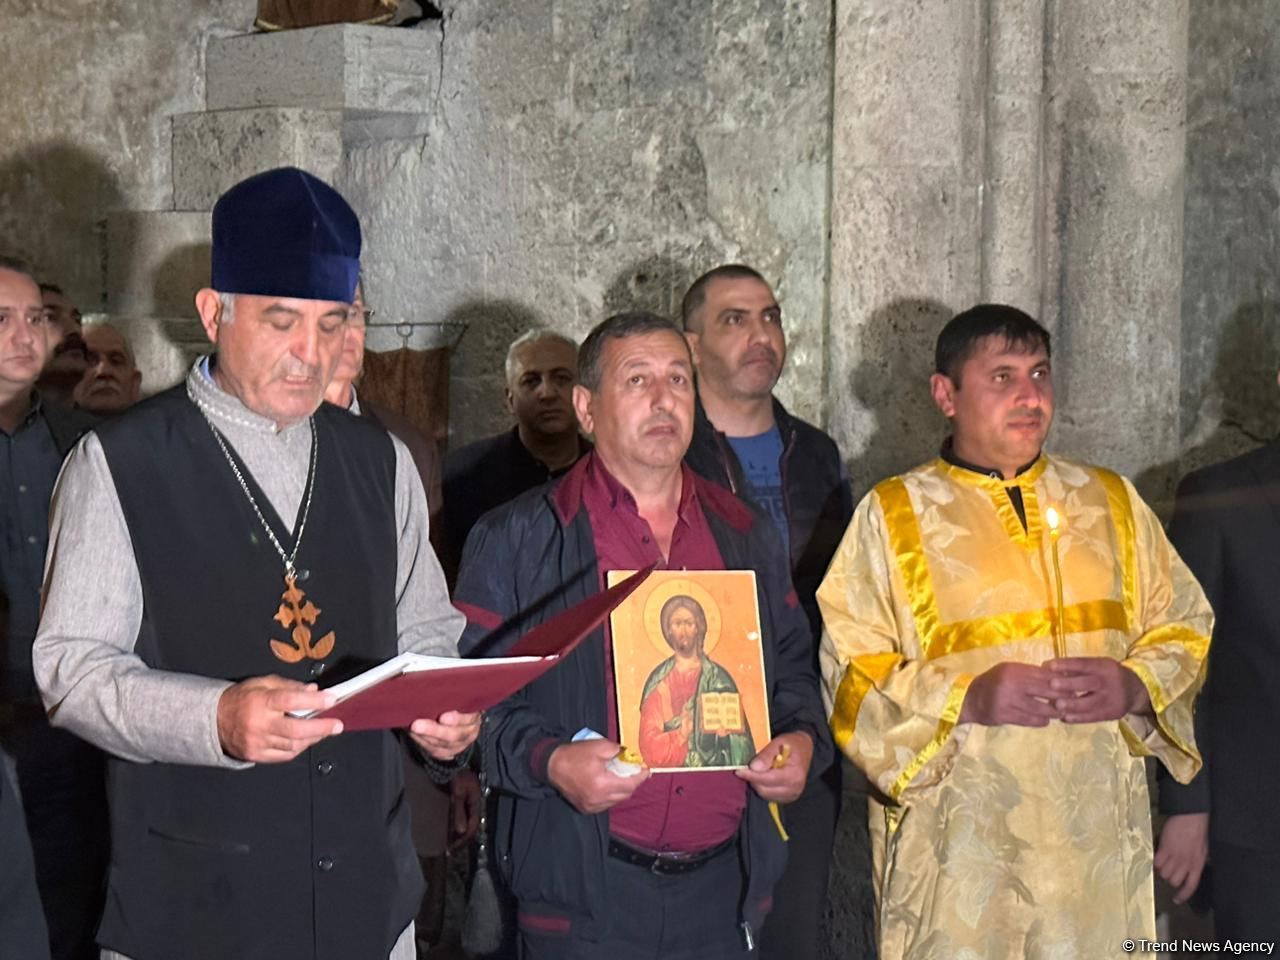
1044,506 -> 1068,658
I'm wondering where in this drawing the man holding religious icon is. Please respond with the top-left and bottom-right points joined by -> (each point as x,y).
453,311 -> 829,959
817,303 -> 1212,959
32,168 -> 477,960
639,593 -> 754,768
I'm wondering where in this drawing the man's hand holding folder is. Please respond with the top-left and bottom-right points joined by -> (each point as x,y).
297,566 -> 655,734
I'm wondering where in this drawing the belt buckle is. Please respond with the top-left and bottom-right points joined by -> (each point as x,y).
649,849 -> 698,875
651,855 -> 687,876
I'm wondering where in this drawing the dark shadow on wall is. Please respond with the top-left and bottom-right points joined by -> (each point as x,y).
0,142 -> 124,311
444,298 -> 546,448
844,297 -> 953,496
148,240 -> 215,353
1135,299 -> 1280,518
604,254 -> 701,320
149,242 -> 212,319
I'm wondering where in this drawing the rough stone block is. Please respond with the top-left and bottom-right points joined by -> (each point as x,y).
106,211 -> 211,316
171,108 -> 344,210
206,25 -> 438,113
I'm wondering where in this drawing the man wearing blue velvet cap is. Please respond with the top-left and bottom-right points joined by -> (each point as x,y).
33,167 -> 478,960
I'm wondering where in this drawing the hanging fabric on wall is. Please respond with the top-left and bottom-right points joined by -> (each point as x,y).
359,346 -> 451,452
255,0 -> 400,31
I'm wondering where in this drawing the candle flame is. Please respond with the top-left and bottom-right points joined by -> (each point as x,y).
1045,506 -> 1060,531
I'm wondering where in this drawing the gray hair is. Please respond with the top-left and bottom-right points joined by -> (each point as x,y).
217,292 -> 237,325
504,328 -> 578,384
83,321 -> 138,368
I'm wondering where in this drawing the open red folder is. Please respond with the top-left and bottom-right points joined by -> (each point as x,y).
304,564 -> 655,732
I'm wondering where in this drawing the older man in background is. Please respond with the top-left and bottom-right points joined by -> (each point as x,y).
72,323 -> 141,414
441,328 -> 587,581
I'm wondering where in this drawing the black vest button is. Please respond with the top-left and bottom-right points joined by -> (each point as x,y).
317,856 -> 335,872
317,760 -> 334,776
309,661 -> 326,678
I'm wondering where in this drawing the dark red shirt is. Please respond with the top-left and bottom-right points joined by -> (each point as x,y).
580,454 -> 748,853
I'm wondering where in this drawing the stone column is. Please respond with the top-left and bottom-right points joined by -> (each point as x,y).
825,5 -> 988,957
1041,0 -> 1189,491
982,0 -> 1046,310
827,0 -> 986,495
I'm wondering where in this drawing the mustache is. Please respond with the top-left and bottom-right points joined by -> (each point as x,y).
642,412 -> 679,432
277,361 -> 322,381
741,345 -> 780,367
1008,408 -> 1044,422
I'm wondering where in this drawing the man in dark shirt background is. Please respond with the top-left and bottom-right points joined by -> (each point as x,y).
682,264 -> 852,960
36,282 -> 88,406
0,256 -> 101,960
441,329 -> 587,580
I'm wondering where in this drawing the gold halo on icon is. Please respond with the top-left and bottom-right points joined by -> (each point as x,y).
642,578 -> 722,657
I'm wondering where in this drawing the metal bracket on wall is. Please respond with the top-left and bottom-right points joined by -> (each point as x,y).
366,320 -> 468,350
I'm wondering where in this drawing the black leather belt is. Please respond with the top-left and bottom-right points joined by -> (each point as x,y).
607,836 -> 736,875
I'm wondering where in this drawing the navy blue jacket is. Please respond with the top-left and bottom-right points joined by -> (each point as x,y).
454,456 -> 830,941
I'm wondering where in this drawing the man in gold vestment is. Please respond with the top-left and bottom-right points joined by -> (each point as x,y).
818,305 -> 1211,960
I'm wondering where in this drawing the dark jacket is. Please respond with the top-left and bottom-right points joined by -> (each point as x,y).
0,756 -> 49,960
453,456 -> 831,941
1159,439 -> 1280,852
441,426 -> 589,583
0,396 -> 95,701
42,397 -> 97,457
684,397 -> 853,656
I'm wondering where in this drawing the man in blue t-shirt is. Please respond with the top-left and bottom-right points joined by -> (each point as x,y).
681,264 -> 854,960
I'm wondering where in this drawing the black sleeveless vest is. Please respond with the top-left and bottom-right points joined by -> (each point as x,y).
94,387 -> 422,960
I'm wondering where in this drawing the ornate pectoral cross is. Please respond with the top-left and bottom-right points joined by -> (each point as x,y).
269,572 -> 336,664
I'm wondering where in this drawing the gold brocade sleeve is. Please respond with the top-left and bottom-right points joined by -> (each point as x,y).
1116,476 -> 1213,783
818,491 -> 973,801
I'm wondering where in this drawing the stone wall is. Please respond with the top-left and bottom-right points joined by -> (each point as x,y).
4,4 -> 1278,955
343,0 -> 833,446
0,0 -> 254,311
1178,0 -> 1280,483
827,0 -> 1191,499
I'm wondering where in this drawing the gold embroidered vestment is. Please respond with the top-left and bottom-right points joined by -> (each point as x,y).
818,455 -> 1211,960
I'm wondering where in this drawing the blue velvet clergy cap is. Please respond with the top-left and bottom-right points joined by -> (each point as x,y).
211,167 -> 361,303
